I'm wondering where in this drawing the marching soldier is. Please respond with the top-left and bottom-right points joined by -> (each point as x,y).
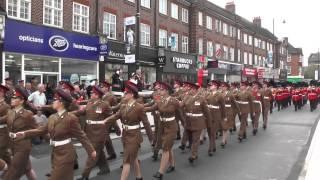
104,81 -> 153,180
0,159 -> 8,177
15,89 -> 96,180
275,87 -> 283,111
229,82 -> 240,133
3,87 -> 38,180
172,80 -> 184,140
261,81 -> 272,130
100,81 -> 121,160
74,86 -> 112,179
292,86 -> 302,111
206,80 -> 226,151
145,82 -> 185,179
235,82 -> 253,142
251,82 -> 262,135
0,85 -> 11,165
308,87 -> 318,112
179,82 -> 212,163
221,82 -> 239,146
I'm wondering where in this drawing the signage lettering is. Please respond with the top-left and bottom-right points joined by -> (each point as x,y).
109,50 -> 124,58
172,56 -> 193,70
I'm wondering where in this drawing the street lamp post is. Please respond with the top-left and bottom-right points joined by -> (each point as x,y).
128,0 -> 140,78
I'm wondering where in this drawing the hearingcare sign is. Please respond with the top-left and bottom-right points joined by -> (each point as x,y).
4,19 -> 99,61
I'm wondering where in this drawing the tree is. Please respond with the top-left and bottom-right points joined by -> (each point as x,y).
304,65 -> 318,79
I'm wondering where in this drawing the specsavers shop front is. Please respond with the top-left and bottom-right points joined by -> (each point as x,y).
3,19 -> 99,86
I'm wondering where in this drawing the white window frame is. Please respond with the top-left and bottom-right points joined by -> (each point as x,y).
159,29 -> 167,48
198,11 -> 203,26
182,35 -> 188,53
181,8 -> 188,23
287,66 -> 291,74
238,49 -> 241,61
141,0 -> 150,8
103,12 -> 117,40
248,35 -> 252,46
43,0 -> 63,28
170,33 -> 179,52
223,23 -> 228,35
198,38 -> 203,55
223,46 -> 228,60
230,47 -> 235,61
206,16 -> 212,30
159,0 -> 167,15
244,52 -> 248,64
243,33 -> 248,44
249,53 -> 253,65
72,2 -> 89,34
237,29 -> 241,40
140,23 -> 150,46
207,41 -> 213,57
287,55 -> 291,62
171,3 -> 178,19
6,0 -> 32,21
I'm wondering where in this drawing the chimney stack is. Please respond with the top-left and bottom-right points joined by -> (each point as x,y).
225,1 -> 236,14
253,17 -> 261,27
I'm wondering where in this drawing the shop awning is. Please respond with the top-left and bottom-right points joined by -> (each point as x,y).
287,76 -> 304,83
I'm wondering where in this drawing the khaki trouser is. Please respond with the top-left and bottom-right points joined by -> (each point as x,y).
185,130 -> 202,158
207,122 -> 217,152
239,113 -> 248,138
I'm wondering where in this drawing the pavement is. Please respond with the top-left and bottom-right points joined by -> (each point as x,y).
21,104 -> 320,180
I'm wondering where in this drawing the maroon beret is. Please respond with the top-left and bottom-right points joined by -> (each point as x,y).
92,86 -> 104,97
54,89 -> 73,103
63,82 -> 75,92
124,81 -> 138,95
0,85 -> 10,93
12,87 -> 28,101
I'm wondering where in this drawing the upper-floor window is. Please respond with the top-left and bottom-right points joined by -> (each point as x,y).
182,35 -> 188,53
248,35 -> 253,46
159,0 -> 167,15
171,3 -> 178,19
198,12 -> 203,26
287,55 -> 291,62
230,47 -> 235,61
7,0 -> 31,21
103,12 -> 116,39
198,38 -> 203,54
206,16 -> 212,30
299,55 -> 303,62
170,33 -> 179,51
141,0 -> 150,8
73,2 -> 89,33
249,53 -> 253,65
223,46 -> 228,60
159,29 -> 167,47
207,41 -> 213,57
243,33 -> 248,44
43,0 -> 63,27
287,66 -> 291,74
223,23 -> 228,35
140,23 -> 150,46
237,29 -> 241,40
215,19 -> 222,33
244,52 -> 248,64
181,8 -> 188,23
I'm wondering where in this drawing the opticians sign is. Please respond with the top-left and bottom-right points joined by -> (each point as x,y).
4,19 -> 99,61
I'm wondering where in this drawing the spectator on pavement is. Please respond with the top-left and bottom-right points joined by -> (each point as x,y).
28,84 -> 47,108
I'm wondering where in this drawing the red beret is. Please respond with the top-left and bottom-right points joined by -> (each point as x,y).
100,81 -> 112,88
12,87 -> 28,100
220,82 -> 230,88
185,82 -> 199,90
124,81 -> 138,95
252,81 -> 262,88
92,86 -> 104,97
209,80 -> 220,87
241,81 -> 249,86
0,85 -> 9,93
63,82 -> 75,92
158,82 -> 172,91
174,80 -> 182,87
54,89 -> 73,103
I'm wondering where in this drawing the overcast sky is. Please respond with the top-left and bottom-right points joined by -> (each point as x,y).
209,0 -> 319,66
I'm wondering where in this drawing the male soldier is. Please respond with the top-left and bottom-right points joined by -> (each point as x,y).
251,82 -> 262,135
180,83 -> 212,163
308,86 -> 318,112
0,85 -> 11,165
100,81 -> 121,160
229,82 -> 239,133
206,81 -> 225,155
261,81 -> 272,130
75,86 -> 112,179
236,82 -> 253,142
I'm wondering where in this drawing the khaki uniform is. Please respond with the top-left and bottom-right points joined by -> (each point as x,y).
182,93 -> 212,157
172,88 -> 184,139
251,89 -> 262,131
76,99 -> 112,178
206,91 -> 225,152
223,90 -> 240,131
4,108 -> 38,180
261,88 -> 272,128
106,101 -> 153,164
236,90 -> 253,139
0,100 -> 11,164
24,111 -> 95,180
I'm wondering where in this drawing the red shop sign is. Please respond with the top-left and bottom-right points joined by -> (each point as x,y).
257,68 -> 265,79
243,68 -> 257,76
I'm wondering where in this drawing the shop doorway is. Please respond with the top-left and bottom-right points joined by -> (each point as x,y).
25,72 -> 58,88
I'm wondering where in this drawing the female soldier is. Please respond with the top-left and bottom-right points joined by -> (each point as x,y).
104,81 -> 153,180
3,87 -> 38,180
145,82 -> 185,179
15,89 -> 96,180
221,82 -> 239,147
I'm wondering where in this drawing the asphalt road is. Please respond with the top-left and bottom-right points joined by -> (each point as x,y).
23,104 -> 320,180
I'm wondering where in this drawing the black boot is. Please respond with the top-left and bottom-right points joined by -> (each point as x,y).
188,156 -> 197,163
153,172 -> 163,179
178,144 -> 185,151
74,162 -> 79,170
238,136 -> 243,143
166,166 -> 175,173
97,166 -> 110,175
152,150 -> 159,161
107,154 -> 117,160
253,129 -> 258,136
136,177 -> 143,180
263,124 -> 267,130
76,177 -> 89,180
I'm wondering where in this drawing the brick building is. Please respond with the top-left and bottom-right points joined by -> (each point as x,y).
0,0 -> 288,86
287,44 -> 303,76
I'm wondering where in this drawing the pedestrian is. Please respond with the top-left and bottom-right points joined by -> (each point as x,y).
112,70 -> 122,92
74,86 -> 112,180
32,110 -> 48,145
144,82 -> 185,179
0,85 -> 11,165
104,81 -> 153,180
28,84 -> 47,108
3,87 -> 38,180
15,89 -> 96,180
179,82 -> 212,163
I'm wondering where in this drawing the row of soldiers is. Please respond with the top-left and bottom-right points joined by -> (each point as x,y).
0,78 -> 316,180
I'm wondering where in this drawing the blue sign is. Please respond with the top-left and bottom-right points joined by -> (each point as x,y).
4,19 -> 99,61
99,43 -> 109,55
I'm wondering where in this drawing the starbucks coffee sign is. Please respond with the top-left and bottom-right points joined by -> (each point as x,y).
172,57 -> 193,69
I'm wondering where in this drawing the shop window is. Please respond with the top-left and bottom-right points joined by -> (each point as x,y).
105,64 -> 128,83
5,53 -> 22,83
43,0 -> 63,27
7,0 -> 31,21
24,55 -> 59,72
61,59 -> 97,83
139,67 -> 156,89
103,12 -> 117,39
73,2 -> 89,33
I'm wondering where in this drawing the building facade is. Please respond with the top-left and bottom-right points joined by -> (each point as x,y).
0,0 -> 286,87
287,44 -> 303,76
